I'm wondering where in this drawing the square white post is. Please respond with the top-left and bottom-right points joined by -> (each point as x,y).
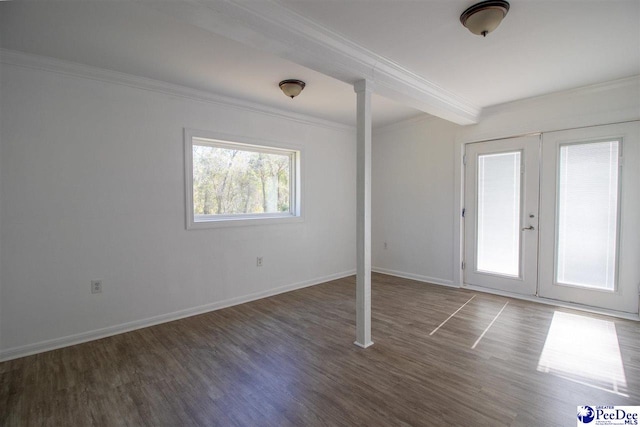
354,79 -> 374,349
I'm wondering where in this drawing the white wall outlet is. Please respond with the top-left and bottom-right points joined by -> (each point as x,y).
256,257 -> 263,267
91,280 -> 103,294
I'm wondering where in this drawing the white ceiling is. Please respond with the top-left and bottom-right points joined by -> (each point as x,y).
1,0 -> 638,128
279,0 -> 640,107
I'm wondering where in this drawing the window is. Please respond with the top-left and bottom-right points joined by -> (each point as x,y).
185,129 -> 302,228
555,140 -> 620,290
476,151 -> 522,277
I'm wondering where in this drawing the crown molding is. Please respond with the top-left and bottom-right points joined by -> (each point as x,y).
0,48 -> 355,133
483,74 -> 640,115
147,0 -> 481,125
456,75 -> 640,144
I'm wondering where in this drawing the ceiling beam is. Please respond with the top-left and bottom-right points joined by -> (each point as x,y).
147,0 -> 481,125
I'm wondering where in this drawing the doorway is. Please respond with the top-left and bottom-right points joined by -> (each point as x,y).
463,122 -> 639,314
464,135 -> 540,296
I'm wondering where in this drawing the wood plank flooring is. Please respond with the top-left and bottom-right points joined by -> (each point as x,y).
2,273 -> 639,426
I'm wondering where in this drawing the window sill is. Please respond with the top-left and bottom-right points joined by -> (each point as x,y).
187,214 -> 304,229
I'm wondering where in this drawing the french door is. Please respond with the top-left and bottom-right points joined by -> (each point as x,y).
464,122 -> 640,314
538,123 -> 639,313
464,135 -> 540,295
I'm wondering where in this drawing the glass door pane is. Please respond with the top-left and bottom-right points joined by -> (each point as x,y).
556,140 -> 620,290
464,136 -> 539,295
477,151 -> 521,277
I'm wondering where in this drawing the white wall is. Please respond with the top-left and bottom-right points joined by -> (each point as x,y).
457,76 -> 640,144
0,55 -> 356,359
372,76 -> 640,288
372,117 -> 459,286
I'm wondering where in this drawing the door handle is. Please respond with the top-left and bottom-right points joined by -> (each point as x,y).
522,225 -> 535,231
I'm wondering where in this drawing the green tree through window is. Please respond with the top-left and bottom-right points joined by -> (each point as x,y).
192,141 -> 292,216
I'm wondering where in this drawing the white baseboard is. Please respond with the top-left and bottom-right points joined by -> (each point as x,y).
0,270 -> 356,362
373,268 -> 639,321
372,267 -> 457,288
462,283 -> 640,321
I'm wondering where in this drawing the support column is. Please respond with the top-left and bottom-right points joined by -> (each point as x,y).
354,79 -> 374,349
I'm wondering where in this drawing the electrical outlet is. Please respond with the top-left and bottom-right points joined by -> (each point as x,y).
384,242 -> 388,250
91,280 -> 102,294
257,257 -> 263,267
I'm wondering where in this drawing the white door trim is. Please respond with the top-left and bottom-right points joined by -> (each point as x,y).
538,122 -> 640,314
463,135 -> 541,295
455,121 -> 640,318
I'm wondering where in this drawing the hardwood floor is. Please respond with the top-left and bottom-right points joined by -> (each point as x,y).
2,273 -> 639,426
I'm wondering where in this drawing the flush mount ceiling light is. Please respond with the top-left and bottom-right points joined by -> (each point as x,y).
279,79 -> 306,99
460,0 -> 510,37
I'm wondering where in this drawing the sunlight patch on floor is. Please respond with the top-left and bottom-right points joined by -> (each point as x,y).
429,295 -> 476,336
472,302 -> 508,349
537,311 -> 627,396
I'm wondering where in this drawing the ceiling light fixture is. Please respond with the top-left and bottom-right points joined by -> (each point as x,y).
460,0 -> 510,37
279,79 -> 306,99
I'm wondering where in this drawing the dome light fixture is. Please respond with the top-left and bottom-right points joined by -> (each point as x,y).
279,79 -> 306,99
460,0 -> 510,37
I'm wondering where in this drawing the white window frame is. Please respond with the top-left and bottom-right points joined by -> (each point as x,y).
184,128 -> 303,229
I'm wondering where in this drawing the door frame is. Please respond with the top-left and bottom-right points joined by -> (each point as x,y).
454,123 -> 640,319
463,135 -> 541,296
537,122 -> 639,314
